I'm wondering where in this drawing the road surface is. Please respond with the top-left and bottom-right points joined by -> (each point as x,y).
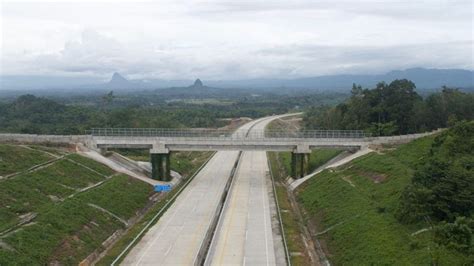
121,117 -> 276,265
205,115 -> 287,266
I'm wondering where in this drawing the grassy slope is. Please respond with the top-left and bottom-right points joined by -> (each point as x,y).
295,136 -> 470,265
0,144 -> 154,265
0,144 -> 54,176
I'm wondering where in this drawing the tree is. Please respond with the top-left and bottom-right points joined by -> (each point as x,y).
102,90 -> 115,105
397,121 -> 474,223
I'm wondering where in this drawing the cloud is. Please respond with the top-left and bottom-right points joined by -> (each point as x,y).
1,1 -> 473,79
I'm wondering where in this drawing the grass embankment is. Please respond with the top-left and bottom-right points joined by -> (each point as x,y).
269,149 -> 342,265
295,136 -> 471,265
0,144 -> 54,176
0,144 -> 154,265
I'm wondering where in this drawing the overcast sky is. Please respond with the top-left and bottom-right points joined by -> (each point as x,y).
1,0 -> 473,80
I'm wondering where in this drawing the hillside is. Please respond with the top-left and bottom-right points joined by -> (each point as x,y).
294,123 -> 473,265
0,144 -> 154,264
0,142 -> 216,265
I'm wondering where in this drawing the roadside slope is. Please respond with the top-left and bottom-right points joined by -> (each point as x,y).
295,135 -> 470,265
0,144 -> 153,265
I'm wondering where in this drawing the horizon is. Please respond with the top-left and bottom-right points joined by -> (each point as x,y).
2,66 -> 473,81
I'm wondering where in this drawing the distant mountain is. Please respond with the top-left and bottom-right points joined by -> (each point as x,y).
205,68 -> 474,90
191,78 -> 203,88
1,68 -> 473,91
108,72 -> 130,88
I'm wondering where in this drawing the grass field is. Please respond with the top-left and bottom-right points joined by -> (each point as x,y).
295,136 -> 471,265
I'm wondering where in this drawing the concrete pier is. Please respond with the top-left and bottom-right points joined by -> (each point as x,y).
150,153 -> 171,181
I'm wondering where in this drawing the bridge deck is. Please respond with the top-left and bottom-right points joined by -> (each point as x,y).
93,136 -> 368,152
90,128 -> 370,152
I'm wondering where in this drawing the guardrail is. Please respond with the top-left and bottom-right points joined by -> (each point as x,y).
87,128 -> 369,139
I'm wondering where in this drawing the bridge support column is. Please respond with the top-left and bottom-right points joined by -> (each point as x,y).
291,151 -> 311,179
150,142 -> 171,181
150,153 -> 171,181
291,153 -> 297,178
99,147 -> 108,155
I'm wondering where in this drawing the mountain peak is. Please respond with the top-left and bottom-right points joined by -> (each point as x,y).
193,78 -> 203,87
110,72 -> 128,83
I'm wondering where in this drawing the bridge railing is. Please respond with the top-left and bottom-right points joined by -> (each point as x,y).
86,128 -> 369,139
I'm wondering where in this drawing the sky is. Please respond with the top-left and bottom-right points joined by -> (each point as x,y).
1,0 -> 473,80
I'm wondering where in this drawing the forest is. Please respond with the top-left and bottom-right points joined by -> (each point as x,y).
304,79 -> 474,135
397,121 -> 473,255
0,91 -> 344,134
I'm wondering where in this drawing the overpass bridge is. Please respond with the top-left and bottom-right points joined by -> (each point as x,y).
89,128 -> 369,152
88,128 -> 370,180
0,127 -> 437,181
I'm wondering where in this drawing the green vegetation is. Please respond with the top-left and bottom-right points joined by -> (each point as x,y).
0,175 -> 152,265
170,151 -> 214,177
0,144 -> 157,265
0,144 -> 54,176
0,154 -> 110,232
397,121 -> 474,255
0,92 -> 345,134
305,81 -> 474,135
294,125 -> 473,265
67,153 -> 115,176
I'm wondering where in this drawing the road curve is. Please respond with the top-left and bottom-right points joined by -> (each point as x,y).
205,115 -> 290,266
121,116 -> 279,265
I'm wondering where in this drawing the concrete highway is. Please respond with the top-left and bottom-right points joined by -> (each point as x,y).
121,117 -> 280,265
205,115 -> 286,265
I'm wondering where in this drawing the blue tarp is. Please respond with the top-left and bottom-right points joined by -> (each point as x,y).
154,184 -> 172,192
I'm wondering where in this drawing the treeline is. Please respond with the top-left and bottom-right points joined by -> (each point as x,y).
304,79 -> 474,135
0,89 -> 349,134
0,95 -> 224,134
397,121 -> 474,256
0,94 -> 289,134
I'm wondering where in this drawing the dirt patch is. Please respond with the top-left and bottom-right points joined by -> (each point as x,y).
268,117 -> 302,134
218,117 -> 252,131
368,144 -> 397,154
369,173 -> 387,183
301,205 -> 332,264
